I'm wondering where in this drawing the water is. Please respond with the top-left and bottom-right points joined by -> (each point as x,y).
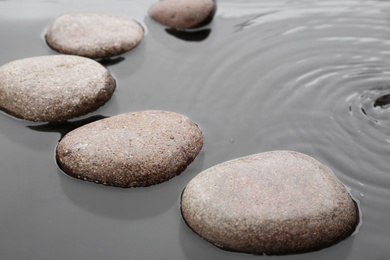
1,0 -> 390,259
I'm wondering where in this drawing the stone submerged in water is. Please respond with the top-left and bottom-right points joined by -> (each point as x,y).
56,110 -> 203,188
181,150 -> 358,255
0,55 -> 115,122
148,0 -> 215,29
46,12 -> 144,58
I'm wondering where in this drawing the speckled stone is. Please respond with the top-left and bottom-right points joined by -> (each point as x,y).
148,0 -> 215,29
181,151 -> 358,255
0,55 -> 115,122
46,12 -> 144,58
56,110 -> 203,188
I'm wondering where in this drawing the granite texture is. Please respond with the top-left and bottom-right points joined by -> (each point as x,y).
0,55 -> 115,122
46,12 -> 144,58
149,0 -> 215,29
56,110 -> 203,188
181,150 -> 358,255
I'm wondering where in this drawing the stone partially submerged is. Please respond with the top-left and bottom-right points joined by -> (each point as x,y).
46,12 -> 144,58
181,150 -> 358,255
149,0 -> 215,29
0,55 -> 115,122
56,110 -> 203,188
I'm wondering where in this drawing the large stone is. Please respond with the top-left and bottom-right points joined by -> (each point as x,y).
148,0 -> 215,29
0,55 -> 115,122
56,110 -> 203,188
46,12 -> 144,58
181,151 -> 358,255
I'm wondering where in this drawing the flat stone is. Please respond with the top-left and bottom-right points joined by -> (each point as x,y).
148,0 -> 215,29
56,110 -> 203,188
0,55 -> 115,122
46,12 -> 144,58
181,151 -> 358,255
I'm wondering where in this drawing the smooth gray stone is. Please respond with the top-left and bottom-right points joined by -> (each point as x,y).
149,0 -> 214,29
181,150 -> 358,255
46,12 -> 144,58
0,55 -> 115,122
56,110 -> 203,188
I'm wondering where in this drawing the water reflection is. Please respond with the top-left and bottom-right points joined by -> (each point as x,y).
58,150 -> 205,220
374,93 -> 390,108
27,115 -> 107,138
1,0 -> 390,259
165,28 -> 211,42
96,56 -> 125,67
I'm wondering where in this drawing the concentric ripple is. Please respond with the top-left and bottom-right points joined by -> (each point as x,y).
210,0 -> 390,172
182,1 -> 390,257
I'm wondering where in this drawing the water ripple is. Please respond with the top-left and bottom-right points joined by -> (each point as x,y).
171,2 -> 390,257
185,4 -> 390,256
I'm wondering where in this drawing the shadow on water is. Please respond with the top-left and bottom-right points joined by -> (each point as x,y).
374,94 -> 390,108
27,115 -> 107,139
0,112 -> 60,151
96,56 -> 125,67
165,28 -> 211,42
58,151 -> 205,220
179,217 -> 356,260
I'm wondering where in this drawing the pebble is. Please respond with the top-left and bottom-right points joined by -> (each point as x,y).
56,110 -> 203,188
46,12 -> 144,58
148,0 -> 215,29
181,150 -> 358,255
0,55 -> 115,122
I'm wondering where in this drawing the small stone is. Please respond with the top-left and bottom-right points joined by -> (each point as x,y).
181,151 -> 358,255
0,55 -> 115,122
148,0 -> 215,29
56,110 -> 203,188
46,12 -> 144,58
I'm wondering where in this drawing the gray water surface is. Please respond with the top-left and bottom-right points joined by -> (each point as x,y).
1,1 -> 390,259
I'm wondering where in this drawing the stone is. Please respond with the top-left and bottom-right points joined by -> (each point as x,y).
181,150 -> 358,255
0,55 -> 115,122
56,110 -> 203,188
46,12 -> 144,58
148,0 -> 215,29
